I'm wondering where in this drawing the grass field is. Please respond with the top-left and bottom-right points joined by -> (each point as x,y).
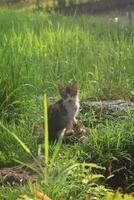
0,8 -> 134,200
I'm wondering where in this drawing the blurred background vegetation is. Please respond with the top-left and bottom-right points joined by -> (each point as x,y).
0,0 -> 133,22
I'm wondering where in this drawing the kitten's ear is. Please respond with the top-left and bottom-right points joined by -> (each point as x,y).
58,84 -> 65,96
71,81 -> 79,95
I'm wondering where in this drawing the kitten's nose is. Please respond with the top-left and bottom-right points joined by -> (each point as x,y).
68,99 -> 72,102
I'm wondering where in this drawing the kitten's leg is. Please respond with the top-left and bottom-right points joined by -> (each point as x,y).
66,120 -> 74,129
73,118 -> 78,127
65,121 -> 75,136
56,128 -> 66,138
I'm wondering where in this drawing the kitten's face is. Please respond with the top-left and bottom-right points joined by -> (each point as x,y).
58,81 -> 79,103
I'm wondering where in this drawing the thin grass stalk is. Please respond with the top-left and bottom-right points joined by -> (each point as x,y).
0,121 -> 44,173
0,121 -> 32,156
44,94 -> 49,185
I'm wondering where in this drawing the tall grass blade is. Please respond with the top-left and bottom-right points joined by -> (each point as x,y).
62,163 -> 105,176
50,129 -> 65,165
0,121 -> 32,156
13,158 -> 41,175
0,122 -> 44,175
43,94 -> 49,185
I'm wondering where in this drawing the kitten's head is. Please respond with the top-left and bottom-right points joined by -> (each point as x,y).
58,81 -> 79,103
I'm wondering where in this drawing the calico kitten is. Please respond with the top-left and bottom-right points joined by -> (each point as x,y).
48,81 -> 80,141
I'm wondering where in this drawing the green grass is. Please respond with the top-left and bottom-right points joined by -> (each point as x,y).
0,8 -> 134,200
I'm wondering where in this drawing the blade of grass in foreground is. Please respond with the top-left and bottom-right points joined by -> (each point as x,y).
50,129 -> 65,165
0,121 -> 32,156
0,121 -> 44,174
62,163 -> 105,176
13,158 -> 40,175
44,94 -> 49,185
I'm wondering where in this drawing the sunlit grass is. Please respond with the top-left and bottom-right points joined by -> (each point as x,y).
0,8 -> 134,200
0,8 -> 134,110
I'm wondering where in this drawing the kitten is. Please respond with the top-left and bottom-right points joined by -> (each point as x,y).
48,81 -> 80,141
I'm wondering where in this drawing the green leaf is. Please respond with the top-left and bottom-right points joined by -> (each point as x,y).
0,121 -> 32,156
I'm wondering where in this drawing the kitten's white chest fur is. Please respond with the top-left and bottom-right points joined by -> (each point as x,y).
63,94 -> 80,126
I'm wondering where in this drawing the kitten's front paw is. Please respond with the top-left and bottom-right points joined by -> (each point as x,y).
73,119 -> 78,125
65,129 -> 75,136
